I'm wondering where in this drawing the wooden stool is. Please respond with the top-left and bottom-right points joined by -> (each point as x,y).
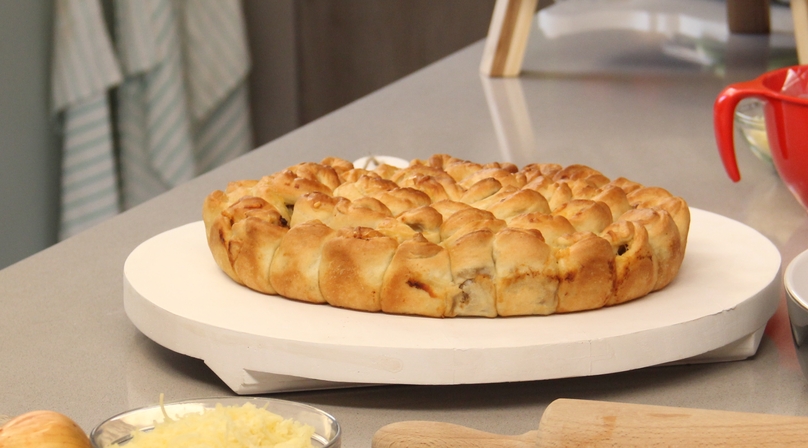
481,0 -> 808,76
793,0 -> 808,63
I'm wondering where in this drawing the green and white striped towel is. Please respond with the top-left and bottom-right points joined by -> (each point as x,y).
185,0 -> 253,174
52,0 -> 123,239
115,0 -> 196,208
115,0 -> 252,209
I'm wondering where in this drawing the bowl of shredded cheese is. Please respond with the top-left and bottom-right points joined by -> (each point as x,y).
89,396 -> 340,448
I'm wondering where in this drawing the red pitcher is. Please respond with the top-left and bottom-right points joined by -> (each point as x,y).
714,65 -> 808,210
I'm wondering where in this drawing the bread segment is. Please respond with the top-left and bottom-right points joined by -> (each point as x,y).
269,220 -> 336,304
320,227 -> 398,312
600,220 -> 655,305
554,232 -> 616,313
203,154 -> 690,318
380,235 -> 458,317
492,228 -> 559,316
620,208 -> 684,291
443,228 -> 498,317
224,199 -> 289,295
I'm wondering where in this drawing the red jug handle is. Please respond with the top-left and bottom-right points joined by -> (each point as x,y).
713,81 -> 769,182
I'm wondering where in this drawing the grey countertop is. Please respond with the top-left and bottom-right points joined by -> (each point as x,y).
4,2 -> 808,446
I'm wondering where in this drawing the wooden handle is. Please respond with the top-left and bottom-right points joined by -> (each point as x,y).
371,420 -> 537,448
372,399 -> 808,447
538,399 -> 808,447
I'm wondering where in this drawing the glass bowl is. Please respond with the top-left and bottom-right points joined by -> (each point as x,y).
734,98 -> 773,166
89,397 -> 340,448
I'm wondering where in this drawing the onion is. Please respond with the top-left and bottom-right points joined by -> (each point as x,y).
0,410 -> 91,448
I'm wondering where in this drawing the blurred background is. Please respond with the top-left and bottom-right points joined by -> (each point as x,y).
0,0 -> 499,269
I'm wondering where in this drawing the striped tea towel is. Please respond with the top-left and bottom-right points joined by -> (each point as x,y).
115,0 -> 196,209
52,0 -> 123,239
115,0 -> 252,209
184,0 -> 253,173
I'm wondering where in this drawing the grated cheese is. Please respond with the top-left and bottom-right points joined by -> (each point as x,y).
113,402 -> 315,448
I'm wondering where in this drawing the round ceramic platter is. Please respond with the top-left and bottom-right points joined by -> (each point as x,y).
123,208 -> 780,393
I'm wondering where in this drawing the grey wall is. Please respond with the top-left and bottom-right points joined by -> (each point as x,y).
0,0 -> 60,270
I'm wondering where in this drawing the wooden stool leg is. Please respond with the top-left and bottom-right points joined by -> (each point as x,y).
727,0 -> 771,34
793,0 -> 808,64
480,0 -> 539,77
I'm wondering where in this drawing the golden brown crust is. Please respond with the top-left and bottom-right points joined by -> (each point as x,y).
320,227 -> 398,312
269,220 -> 336,304
620,208 -> 683,291
202,154 -> 690,318
372,163 -> 400,180
554,232 -> 616,313
627,187 -> 690,249
288,192 -> 342,227
600,220 -> 655,306
458,167 -> 525,190
492,228 -> 559,316
261,170 -> 333,205
440,208 -> 503,242
609,177 -> 644,194
430,200 -> 473,221
486,188 -> 551,222
508,213 -> 576,247
328,196 -> 393,230
444,160 -> 484,184
337,168 -> 375,184
320,156 -> 354,176
592,185 -> 632,222
380,234 -> 458,317
521,163 -> 563,182
460,177 -> 503,204
527,180 -> 574,211
397,206 -> 443,243
553,164 -> 609,187
553,199 -> 613,234
391,165 -> 464,201
207,215 -> 240,283
332,175 -> 398,202
226,205 -> 289,295
443,228 -> 498,317
375,187 -> 432,217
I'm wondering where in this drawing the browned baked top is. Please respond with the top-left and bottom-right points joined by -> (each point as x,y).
202,154 -> 690,317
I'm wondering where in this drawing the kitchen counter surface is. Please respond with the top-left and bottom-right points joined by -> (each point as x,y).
3,1 -> 808,446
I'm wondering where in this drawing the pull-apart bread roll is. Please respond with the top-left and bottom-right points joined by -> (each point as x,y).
321,227 -> 398,312
203,154 -> 690,317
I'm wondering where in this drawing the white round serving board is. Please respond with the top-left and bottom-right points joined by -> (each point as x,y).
124,208 -> 781,393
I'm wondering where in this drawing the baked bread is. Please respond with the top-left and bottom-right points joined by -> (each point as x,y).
203,154 -> 690,318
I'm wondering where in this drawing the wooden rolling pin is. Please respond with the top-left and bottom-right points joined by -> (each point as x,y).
372,398 -> 808,447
